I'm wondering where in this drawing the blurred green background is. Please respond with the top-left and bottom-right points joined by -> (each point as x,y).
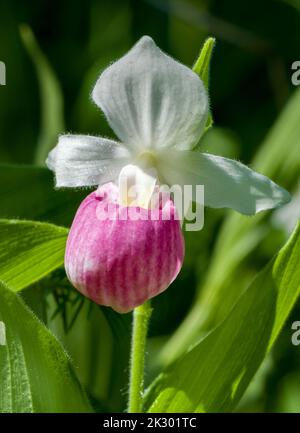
1,0 -> 299,164
1,0 -> 300,413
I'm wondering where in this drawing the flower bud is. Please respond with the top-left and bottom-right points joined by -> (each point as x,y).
65,183 -> 185,313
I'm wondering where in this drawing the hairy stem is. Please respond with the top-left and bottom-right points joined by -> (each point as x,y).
128,301 -> 152,413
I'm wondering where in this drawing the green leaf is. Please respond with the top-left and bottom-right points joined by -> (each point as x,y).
192,37 -> 215,133
193,37 -> 215,90
19,24 -> 64,166
0,164 -> 86,226
0,281 -> 92,412
144,222 -> 300,412
46,291 -> 132,412
0,219 -> 67,291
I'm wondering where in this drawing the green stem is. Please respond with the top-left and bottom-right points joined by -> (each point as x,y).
128,300 -> 152,413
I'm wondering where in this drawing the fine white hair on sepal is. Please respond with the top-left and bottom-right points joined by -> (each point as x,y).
46,134 -> 132,188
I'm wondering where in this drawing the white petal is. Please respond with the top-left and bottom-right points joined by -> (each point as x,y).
92,36 -> 208,151
157,150 -> 291,215
118,164 -> 157,209
46,134 -> 131,188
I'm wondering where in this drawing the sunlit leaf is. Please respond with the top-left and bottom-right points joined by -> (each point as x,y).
145,222 -> 300,412
192,37 -> 215,133
0,219 -> 67,291
193,37 -> 215,90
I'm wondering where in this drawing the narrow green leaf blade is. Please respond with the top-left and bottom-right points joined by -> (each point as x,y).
0,219 -> 67,291
145,222 -> 300,412
193,37 -> 215,133
0,281 -> 92,412
193,37 -> 215,90
19,24 -> 64,166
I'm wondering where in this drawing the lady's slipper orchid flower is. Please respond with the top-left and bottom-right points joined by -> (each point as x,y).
64,182 -> 184,312
47,36 -> 290,312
